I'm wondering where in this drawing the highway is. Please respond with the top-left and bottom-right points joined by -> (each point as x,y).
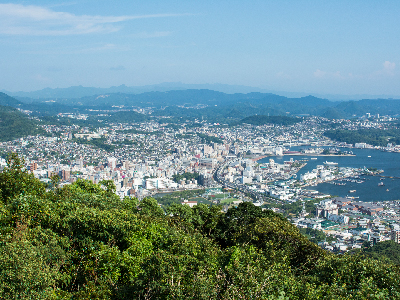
212,158 -> 280,205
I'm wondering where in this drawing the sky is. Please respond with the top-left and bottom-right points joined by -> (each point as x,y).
1,0 -> 400,96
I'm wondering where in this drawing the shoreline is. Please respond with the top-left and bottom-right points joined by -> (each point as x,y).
283,153 -> 356,157
252,153 -> 355,162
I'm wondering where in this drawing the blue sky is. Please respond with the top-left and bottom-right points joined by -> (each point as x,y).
1,1 -> 400,96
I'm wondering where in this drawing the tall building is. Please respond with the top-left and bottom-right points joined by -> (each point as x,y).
368,233 -> 381,246
391,230 -> 400,243
316,199 -> 339,218
61,169 -> 70,180
107,157 -> 117,170
77,157 -> 84,169
30,162 -> 38,172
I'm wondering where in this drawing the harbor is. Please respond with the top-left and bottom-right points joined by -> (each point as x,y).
259,146 -> 400,202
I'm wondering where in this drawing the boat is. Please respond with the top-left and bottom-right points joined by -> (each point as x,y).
378,182 -> 384,186
368,156 -> 371,158
323,161 -> 338,165
386,189 -> 389,192
349,190 -> 356,193
311,157 -> 317,160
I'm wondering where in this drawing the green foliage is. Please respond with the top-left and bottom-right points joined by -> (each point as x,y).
299,227 -> 327,244
98,110 -> 149,123
0,92 -> 22,107
155,189 -> 204,207
39,115 -> 103,128
363,240 -> 400,265
0,224 -> 67,300
0,105 -> 43,141
72,137 -> 116,152
263,198 -> 320,217
1,154 -> 400,299
0,153 -> 46,204
307,253 -> 400,299
138,197 -> 165,218
324,128 -> 400,146
172,172 -> 200,183
197,133 -> 223,144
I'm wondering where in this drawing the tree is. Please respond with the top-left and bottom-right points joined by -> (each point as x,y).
138,197 -> 164,218
0,153 -> 45,204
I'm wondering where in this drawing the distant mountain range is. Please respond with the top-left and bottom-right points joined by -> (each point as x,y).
3,83 -> 400,100
1,89 -> 400,122
2,83 -> 271,100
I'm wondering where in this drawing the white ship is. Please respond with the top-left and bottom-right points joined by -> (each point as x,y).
323,161 -> 338,165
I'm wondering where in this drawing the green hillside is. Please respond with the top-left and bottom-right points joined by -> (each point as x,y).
0,154 -> 399,299
324,128 -> 400,146
98,110 -> 149,123
363,240 -> 400,265
0,105 -> 43,141
0,92 -> 22,107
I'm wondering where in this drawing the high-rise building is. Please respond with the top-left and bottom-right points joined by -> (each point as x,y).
368,233 -> 381,246
107,157 -> 117,170
61,169 -> 70,180
30,162 -> 38,172
391,230 -> 400,243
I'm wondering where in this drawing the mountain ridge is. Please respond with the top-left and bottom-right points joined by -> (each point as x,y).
3,83 -> 400,101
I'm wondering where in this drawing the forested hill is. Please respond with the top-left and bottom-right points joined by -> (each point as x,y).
0,155 -> 399,299
324,129 -> 400,146
0,92 -> 22,107
0,105 -> 43,141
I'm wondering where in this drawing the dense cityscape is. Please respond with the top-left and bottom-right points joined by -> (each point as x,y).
1,111 -> 400,254
3,1 -> 400,298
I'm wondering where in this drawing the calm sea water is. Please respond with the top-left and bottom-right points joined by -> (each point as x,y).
258,147 -> 400,202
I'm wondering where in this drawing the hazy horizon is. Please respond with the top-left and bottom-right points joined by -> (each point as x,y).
1,1 -> 400,96
3,82 -> 400,101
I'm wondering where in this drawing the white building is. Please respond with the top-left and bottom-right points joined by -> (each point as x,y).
316,199 -> 338,217
300,171 -> 318,181
298,219 -> 322,229
181,200 -> 197,208
328,214 -> 350,224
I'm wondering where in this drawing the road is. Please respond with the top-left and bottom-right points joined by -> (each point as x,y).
212,158 -> 281,205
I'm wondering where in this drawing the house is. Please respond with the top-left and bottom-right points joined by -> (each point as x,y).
181,200 -> 197,208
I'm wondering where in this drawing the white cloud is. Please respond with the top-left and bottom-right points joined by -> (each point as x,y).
313,69 -> 344,79
276,71 -> 291,79
0,3 -> 187,35
313,69 -> 326,78
383,61 -> 395,75
371,61 -> 396,78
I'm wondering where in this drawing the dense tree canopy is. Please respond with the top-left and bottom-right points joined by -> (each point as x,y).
0,105 -> 43,141
0,154 -> 400,299
324,128 -> 400,146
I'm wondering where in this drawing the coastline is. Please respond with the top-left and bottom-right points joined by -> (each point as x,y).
251,153 -> 355,162
283,153 -> 356,157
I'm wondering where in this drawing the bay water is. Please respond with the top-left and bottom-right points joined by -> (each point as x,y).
258,147 -> 400,202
